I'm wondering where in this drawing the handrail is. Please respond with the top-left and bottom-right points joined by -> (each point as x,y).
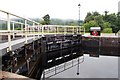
0,10 -> 85,52
0,10 -> 41,52
0,18 -> 24,25
0,9 -> 39,24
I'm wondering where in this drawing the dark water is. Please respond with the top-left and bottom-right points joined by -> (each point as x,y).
51,54 -> 118,78
82,37 -> 119,56
41,37 -> 119,79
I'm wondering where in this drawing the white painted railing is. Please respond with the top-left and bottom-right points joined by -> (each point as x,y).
0,10 -> 85,52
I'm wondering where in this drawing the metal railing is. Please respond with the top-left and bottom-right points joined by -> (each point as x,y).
0,10 -> 41,52
42,55 -> 84,79
0,10 -> 85,52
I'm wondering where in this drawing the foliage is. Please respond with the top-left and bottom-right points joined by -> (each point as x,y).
15,27 -> 21,30
103,22 -> 111,28
84,12 -> 103,32
102,28 -> 113,33
115,12 -> 120,33
40,20 -> 46,25
93,11 -> 100,16
103,11 -> 109,22
106,13 -> 118,33
83,20 -> 98,32
41,14 -> 50,25
83,22 -> 90,32
84,15 -> 94,23
94,15 -> 104,29
84,11 -> 120,33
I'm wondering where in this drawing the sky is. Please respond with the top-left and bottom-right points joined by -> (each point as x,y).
0,0 -> 120,20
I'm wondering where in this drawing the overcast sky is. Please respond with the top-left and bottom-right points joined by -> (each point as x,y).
0,0 -> 119,20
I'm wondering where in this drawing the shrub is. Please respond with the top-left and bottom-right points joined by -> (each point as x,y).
102,28 -> 113,33
15,28 -> 21,30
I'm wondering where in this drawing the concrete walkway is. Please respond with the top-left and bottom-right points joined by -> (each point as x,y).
83,33 -> 119,38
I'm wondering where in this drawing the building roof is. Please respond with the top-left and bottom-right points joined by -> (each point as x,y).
90,27 -> 101,31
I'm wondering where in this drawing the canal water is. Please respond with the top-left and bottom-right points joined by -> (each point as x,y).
50,54 -> 118,78
46,37 -> 119,80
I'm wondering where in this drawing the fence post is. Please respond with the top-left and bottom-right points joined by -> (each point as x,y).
64,27 -> 66,35
12,23 -> 15,39
21,24 -> 23,37
38,23 -> 40,38
73,27 -> 74,34
7,13 -> 12,51
42,25 -> 44,37
33,23 -> 35,40
25,20 -> 28,44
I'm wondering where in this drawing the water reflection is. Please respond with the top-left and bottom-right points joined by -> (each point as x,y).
51,54 -> 118,78
49,37 -> 119,79
82,37 -> 119,57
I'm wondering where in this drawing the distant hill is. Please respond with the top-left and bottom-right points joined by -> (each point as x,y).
0,18 -> 83,30
12,18 -> 83,26
50,18 -> 83,26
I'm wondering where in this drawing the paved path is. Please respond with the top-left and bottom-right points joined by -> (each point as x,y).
83,33 -> 119,38
0,37 -> 34,50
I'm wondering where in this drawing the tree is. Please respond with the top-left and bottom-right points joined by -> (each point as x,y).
86,12 -> 92,17
84,12 -> 101,24
116,12 -> 120,33
84,12 -> 94,23
83,20 -> 98,32
94,15 -> 104,29
107,13 -> 117,33
93,11 -> 100,16
103,22 -> 111,29
41,14 -> 50,25
83,22 -> 90,32
84,15 -> 94,23
84,12 -> 103,32
103,11 -> 109,22
104,11 -> 109,16
102,28 -> 112,33
84,11 -> 120,33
